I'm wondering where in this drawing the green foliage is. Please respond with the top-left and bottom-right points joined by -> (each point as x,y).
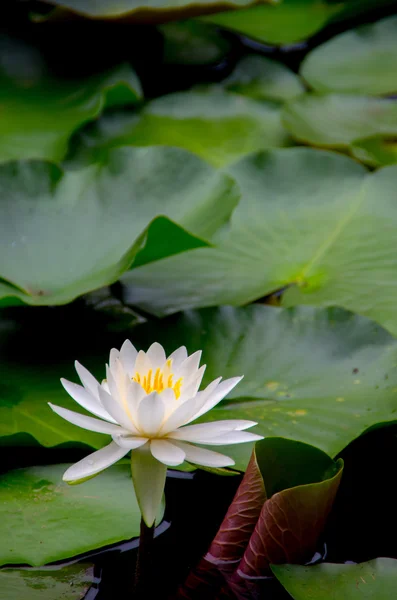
0,147 -> 235,305
0,564 -> 94,600
0,36 -> 141,163
121,148 -> 397,337
272,558 -> 397,599
0,463 -> 156,566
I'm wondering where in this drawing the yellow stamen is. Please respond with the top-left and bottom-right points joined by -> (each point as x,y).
133,361 -> 183,399
174,378 -> 183,399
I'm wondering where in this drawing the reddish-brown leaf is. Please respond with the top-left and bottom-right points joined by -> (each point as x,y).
206,451 -> 266,564
237,464 -> 343,578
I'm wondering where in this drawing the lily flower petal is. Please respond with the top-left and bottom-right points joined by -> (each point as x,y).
63,441 -> 130,482
198,431 -> 264,445
75,361 -> 100,398
172,441 -> 235,467
60,378 -> 116,422
120,340 -> 138,377
48,403 -> 127,435
189,376 -> 243,422
130,445 -> 167,527
150,439 -> 186,466
167,420 -> 258,442
112,435 -> 148,449
146,342 -> 167,368
167,346 -> 188,369
137,392 -> 165,436
98,386 -> 139,433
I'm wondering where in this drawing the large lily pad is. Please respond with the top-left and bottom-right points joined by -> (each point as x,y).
282,94 -> 397,147
203,0 -> 396,45
121,147 -> 397,337
0,564 -> 94,600
130,305 -> 397,468
71,89 -> 290,167
301,16 -> 397,96
0,146 -> 236,306
220,55 -> 304,102
272,558 -> 397,599
0,463 -> 155,566
2,303 -> 397,471
0,35 -> 141,163
202,0 -> 340,45
41,0 -> 260,20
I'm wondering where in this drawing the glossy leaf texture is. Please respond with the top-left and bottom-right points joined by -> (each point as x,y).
272,558 -> 397,599
0,146 -> 236,306
0,35 -> 141,163
0,564 -> 94,600
301,16 -> 397,96
0,463 -> 164,566
122,147 -> 397,336
3,304 -> 397,468
69,88 -> 290,168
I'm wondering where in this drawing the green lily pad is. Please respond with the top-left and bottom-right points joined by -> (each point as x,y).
0,146 -> 236,306
220,55 -> 305,102
351,136 -> 397,167
130,304 -> 397,469
0,564 -> 94,600
301,16 -> 397,96
282,94 -> 397,147
0,463 -> 159,566
3,302 -> 397,470
271,558 -> 397,599
71,89 -> 290,168
121,147 -> 397,337
0,35 -> 141,163
202,0 -> 340,45
41,0 -> 260,19
203,0 -> 397,45
159,20 -> 231,65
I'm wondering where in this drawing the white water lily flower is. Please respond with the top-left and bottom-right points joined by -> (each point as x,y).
49,341 -> 262,525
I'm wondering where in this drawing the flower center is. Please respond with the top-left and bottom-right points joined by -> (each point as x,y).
133,361 -> 183,399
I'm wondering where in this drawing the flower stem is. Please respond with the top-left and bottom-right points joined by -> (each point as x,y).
134,518 -> 155,598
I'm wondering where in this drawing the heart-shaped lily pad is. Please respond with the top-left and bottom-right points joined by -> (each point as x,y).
0,146 -> 236,306
121,147 -> 397,337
